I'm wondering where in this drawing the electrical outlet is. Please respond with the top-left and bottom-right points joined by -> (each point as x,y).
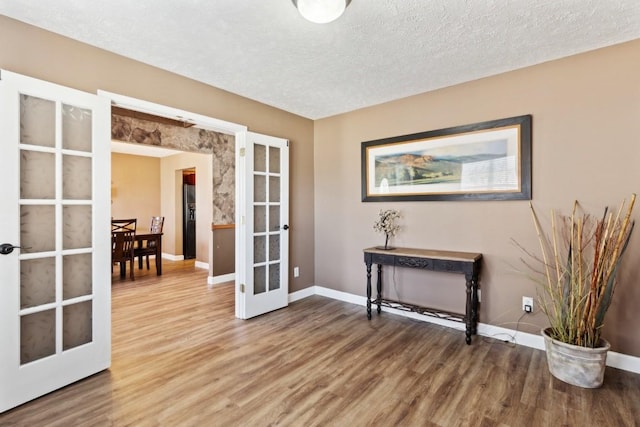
522,296 -> 533,313
294,267 -> 300,278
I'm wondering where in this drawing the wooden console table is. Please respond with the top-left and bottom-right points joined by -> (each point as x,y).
364,247 -> 482,344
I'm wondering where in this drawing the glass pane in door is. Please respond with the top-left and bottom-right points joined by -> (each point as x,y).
254,266 -> 266,295
20,94 -> 55,148
20,150 -> 55,199
269,176 -> 280,203
63,253 -> 92,299
20,257 -> 56,309
269,146 -> 280,173
254,175 -> 266,203
63,205 -> 92,249
20,205 -> 55,253
254,236 -> 266,263
20,310 -> 56,364
269,206 -> 280,231
269,235 -> 280,261
254,206 -> 266,233
63,301 -> 92,350
254,144 -> 266,172
63,155 -> 92,199
62,104 -> 92,152
269,263 -> 280,291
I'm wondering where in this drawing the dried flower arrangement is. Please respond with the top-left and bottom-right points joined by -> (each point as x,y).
373,209 -> 401,250
522,195 -> 636,348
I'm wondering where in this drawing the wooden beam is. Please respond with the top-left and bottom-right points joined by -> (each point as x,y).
112,106 -> 195,128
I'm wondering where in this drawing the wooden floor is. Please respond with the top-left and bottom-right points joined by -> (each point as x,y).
2,260 -> 639,426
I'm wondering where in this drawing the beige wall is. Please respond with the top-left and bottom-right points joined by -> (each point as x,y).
0,15 -> 315,291
314,39 -> 640,356
212,228 -> 235,276
5,14 -> 639,357
110,153 -> 161,222
160,152 -> 212,265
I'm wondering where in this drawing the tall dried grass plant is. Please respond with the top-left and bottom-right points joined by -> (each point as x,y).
524,195 -> 636,348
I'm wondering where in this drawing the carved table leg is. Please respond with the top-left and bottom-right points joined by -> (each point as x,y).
366,262 -> 372,319
376,264 -> 382,314
471,274 -> 479,335
465,273 -> 473,345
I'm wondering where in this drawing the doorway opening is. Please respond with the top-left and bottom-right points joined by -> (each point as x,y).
102,89 -> 247,296
182,168 -> 196,260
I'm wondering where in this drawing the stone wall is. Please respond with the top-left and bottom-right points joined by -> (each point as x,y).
111,114 -> 235,224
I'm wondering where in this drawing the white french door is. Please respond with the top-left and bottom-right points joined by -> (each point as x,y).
0,71 -> 111,413
235,131 -> 289,319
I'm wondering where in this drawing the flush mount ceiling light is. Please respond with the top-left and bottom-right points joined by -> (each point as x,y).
292,0 -> 352,24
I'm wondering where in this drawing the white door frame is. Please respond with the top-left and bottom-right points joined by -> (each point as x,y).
97,91 -> 249,318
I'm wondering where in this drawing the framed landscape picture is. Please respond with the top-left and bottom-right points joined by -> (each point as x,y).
361,115 -> 532,202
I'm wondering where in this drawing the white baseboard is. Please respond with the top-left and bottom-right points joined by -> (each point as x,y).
208,273 -> 235,287
606,350 -> 640,373
162,253 -> 184,261
159,254 -> 208,270
195,261 -> 209,270
289,286 -> 315,303
314,286 -> 366,306
302,285 -> 640,374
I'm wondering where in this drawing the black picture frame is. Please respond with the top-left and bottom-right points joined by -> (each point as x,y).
361,115 -> 532,202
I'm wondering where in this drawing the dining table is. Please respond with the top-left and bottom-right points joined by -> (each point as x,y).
135,230 -> 163,276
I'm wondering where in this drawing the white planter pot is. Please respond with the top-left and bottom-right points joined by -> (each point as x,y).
541,328 -> 610,388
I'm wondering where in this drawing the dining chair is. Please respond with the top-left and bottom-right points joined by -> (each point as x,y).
111,218 -> 137,232
136,216 -> 164,270
150,216 -> 164,234
112,229 -> 136,280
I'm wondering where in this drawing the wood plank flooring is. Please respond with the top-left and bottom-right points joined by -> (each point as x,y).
1,260 -> 639,426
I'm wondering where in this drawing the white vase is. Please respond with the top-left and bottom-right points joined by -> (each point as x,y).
541,328 -> 610,388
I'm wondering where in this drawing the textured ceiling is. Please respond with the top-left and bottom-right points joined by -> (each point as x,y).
1,0 -> 639,119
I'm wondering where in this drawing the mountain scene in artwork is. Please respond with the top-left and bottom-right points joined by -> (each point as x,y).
374,139 -> 508,187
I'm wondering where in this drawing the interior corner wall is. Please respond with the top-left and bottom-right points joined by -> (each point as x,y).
160,152 -> 213,265
313,39 -> 640,357
0,15 -> 315,292
110,153 -> 161,221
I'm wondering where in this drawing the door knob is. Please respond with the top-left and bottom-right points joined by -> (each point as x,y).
0,243 -> 24,255
282,224 -> 289,230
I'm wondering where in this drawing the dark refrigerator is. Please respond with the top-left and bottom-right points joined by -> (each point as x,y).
183,184 -> 196,259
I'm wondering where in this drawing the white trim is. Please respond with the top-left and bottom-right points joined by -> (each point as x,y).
162,253 -> 184,261
97,90 -> 247,135
298,285 -> 640,374
606,351 -> 640,373
288,287 -> 315,303
234,131 -> 246,318
195,261 -> 209,270
476,323 -> 545,350
315,286 -> 366,306
208,273 -> 236,287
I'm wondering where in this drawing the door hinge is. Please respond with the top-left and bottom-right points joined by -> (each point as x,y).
239,147 -> 246,157
241,215 -> 245,225
240,283 -> 245,293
